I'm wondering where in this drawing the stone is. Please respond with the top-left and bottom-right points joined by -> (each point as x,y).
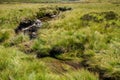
15,19 -> 42,39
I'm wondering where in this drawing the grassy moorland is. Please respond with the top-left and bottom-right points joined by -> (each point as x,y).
0,0 -> 80,3
0,2 -> 120,80
0,0 -> 120,3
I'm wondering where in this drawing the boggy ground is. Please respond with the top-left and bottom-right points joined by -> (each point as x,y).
0,2 -> 120,80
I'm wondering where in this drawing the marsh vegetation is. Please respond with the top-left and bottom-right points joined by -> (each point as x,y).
0,1 -> 120,80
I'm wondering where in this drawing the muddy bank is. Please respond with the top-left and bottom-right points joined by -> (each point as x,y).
14,6 -> 72,39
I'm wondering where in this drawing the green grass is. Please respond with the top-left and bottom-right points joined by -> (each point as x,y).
0,46 -> 98,80
0,0 -> 81,3
0,0 -> 120,3
0,2 -> 120,80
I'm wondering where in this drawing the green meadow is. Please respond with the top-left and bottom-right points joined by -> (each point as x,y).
0,1 -> 120,80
